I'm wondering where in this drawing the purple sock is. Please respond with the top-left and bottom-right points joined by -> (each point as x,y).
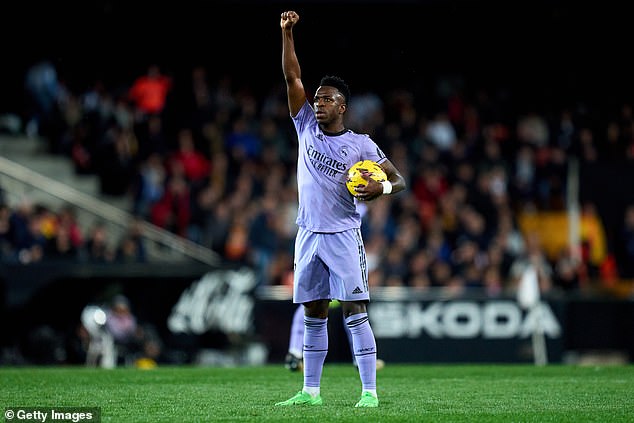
303,316 -> 328,389
346,312 -> 377,391
288,305 -> 304,357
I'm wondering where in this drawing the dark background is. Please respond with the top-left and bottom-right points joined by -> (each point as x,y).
2,0 -> 632,116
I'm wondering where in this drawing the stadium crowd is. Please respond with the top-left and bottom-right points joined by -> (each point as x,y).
3,59 -> 634,302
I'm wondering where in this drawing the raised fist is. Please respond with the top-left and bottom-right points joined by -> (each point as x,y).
280,10 -> 299,30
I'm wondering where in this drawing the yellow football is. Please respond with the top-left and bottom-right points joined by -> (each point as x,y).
345,160 -> 387,196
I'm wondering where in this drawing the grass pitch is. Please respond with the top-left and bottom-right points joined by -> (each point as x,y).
2,364 -> 633,422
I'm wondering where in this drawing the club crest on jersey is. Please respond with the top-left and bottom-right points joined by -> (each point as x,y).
339,146 -> 349,158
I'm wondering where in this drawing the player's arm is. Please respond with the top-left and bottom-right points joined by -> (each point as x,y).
357,159 -> 406,201
380,159 -> 406,195
280,10 -> 306,117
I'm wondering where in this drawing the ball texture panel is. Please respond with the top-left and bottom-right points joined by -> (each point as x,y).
346,160 -> 387,196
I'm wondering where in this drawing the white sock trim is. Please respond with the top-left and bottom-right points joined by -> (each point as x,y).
303,386 -> 320,397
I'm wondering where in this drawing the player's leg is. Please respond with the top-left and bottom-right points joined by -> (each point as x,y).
285,304 -> 304,371
301,298 -> 330,395
341,308 -> 385,370
276,300 -> 329,406
341,310 -> 356,366
342,301 -> 378,407
276,229 -> 329,406
321,229 -> 379,407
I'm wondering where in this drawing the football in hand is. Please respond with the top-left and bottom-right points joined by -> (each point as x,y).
346,160 -> 387,196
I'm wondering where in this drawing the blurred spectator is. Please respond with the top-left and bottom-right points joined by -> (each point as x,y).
225,115 -> 261,159
620,204 -> 634,279
248,196 -> 282,286
576,127 -> 599,164
128,64 -> 173,118
80,221 -> 115,263
553,246 -> 585,292
150,161 -> 191,237
56,204 -> 83,248
96,125 -> 138,197
131,152 -> 167,218
0,202 -> 12,260
382,243 -> 408,287
424,224 -> 452,263
135,114 -> 169,160
347,91 -> 384,135
509,232 -> 553,296
412,164 -> 449,230
167,128 -> 210,186
24,60 -> 66,141
578,201 -> 608,278
106,295 -> 138,344
45,224 -> 79,261
224,211 -> 250,262
115,218 -> 147,263
207,201 -> 232,255
361,196 -> 397,243
9,200 -> 47,264
482,265 -> 504,297
104,295 -> 162,365
517,113 -> 549,148
425,112 -> 457,153
511,144 -> 537,203
259,117 -> 292,163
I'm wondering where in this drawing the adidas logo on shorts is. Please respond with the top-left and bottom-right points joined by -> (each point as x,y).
352,287 -> 363,294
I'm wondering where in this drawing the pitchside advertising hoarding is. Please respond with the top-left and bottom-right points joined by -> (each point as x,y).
368,299 -> 564,363
4,264 -> 633,364
256,296 -> 565,364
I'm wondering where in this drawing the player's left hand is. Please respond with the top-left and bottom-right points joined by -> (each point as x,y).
355,175 -> 382,201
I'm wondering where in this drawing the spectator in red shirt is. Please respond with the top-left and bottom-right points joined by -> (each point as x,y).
168,128 -> 210,185
128,64 -> 172,117
150,161 -> 191,238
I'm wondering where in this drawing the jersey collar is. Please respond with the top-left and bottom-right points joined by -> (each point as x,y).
322,128 -> 348,137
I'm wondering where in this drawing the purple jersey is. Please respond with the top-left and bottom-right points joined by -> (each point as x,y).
292,100 -> 386,233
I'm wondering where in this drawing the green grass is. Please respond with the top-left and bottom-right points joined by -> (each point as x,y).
2,364 -> 634,422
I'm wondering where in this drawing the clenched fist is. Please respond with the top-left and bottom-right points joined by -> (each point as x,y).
280,10 -> 299,30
